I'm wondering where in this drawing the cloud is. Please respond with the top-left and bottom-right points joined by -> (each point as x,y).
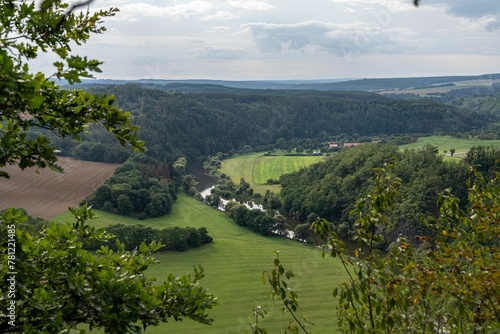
202,11 -> 239,21
226,0 -> 275,11
114,1 -> 214,21
424,0 -> 499,19
330,0 -> 414,13
190,46 -> 247,59
423,0 -> 500,30
205,26 -> 230,34
243,20 -> 418,57
184,38 -> 205,44
109,0 -> 273,23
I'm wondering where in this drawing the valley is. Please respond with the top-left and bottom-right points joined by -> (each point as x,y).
3,75 -> 500,333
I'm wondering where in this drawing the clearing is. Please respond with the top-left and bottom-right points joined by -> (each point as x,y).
399,135 -> 500,160
0,156 -> 118,219
220,153 -> 324,194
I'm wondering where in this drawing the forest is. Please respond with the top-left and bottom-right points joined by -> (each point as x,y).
280,144 -> 500,246
45,83 -> 498,164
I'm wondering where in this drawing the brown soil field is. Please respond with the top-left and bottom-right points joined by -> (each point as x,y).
0,157 -> 119,219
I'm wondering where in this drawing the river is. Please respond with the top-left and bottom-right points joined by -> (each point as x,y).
187,160 -> 362,252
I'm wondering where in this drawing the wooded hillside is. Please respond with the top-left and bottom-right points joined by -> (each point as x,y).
73,85 -> 488,162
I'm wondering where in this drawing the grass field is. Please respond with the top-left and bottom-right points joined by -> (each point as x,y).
380,78 -> 500,96
399,135 -> 500,160
220,153 -> 324,194
54,193 -> 347,333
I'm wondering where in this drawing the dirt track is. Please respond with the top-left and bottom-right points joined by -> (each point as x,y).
0,157 -> 118,219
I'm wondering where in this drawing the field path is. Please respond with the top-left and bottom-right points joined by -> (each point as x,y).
0,157 -> 119,219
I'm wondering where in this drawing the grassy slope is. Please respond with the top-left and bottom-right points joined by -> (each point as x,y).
399,135 -> 500,159
253,155 -> 324,184
220,153 -> 324,194
54,193 -> 346,333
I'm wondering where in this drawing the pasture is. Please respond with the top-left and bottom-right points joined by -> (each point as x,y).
0,157 -> 118,219
399,135 -> 500,159
55,193 -> 347,333
380,78 -> 500,96
220,153 -> 324,194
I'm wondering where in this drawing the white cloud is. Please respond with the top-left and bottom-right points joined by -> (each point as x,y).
205,26 -> 230,34
243,20 -> 418,57
226,0 -> 275,11
114,1 -> 214,21
421,0 -> 500,30
79,0 -> 500,79
330,0 -> 414,13
202,11 -> 239,21
190,46 -> 247,59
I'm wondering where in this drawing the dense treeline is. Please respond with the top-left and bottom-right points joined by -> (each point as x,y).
83,85 -> 487,162
43,122 -> 134,163
87,224 -> 213,252
5,210 -> 213,252
224,201 -> 287,236
279,143 -> 500,246
85,154 -> 178,219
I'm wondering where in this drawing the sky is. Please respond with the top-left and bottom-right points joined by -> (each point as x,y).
37,0 -> 500,80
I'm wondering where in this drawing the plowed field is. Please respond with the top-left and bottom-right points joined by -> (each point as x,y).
0,157 -> 118,219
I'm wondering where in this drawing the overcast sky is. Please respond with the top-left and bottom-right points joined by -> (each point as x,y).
43,0 -> 500,80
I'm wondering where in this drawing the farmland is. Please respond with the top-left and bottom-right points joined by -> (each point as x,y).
399,135 -> 500,159
54,192 -> 347,333
379,78 -> 500,96
220,153 -> 324,194
0,157 -> 119,219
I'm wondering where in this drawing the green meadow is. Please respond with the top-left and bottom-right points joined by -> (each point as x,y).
220,153 -> 324,194
399,135 -> 500,160
55,193 -> 346,333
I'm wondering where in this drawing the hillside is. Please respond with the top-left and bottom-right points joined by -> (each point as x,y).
54,193 -> 347,333
73,73 -> 500,92
60,85 -> 488,164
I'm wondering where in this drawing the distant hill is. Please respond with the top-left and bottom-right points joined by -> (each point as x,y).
61,85 -> 489,162
68,73 -> 500,93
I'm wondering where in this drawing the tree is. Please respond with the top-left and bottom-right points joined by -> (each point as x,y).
257,164 -> 500,333
0,207 -> 217,333
450,148 -> 456,156
0,0 -> 143,178
0,1 -> 217,332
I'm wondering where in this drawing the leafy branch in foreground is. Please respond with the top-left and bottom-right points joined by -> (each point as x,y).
255,252 -> 312,334
312,165 -> 500,334
0,206 -> 217,333
256,163 -> 500,333
0,0 -> 143,178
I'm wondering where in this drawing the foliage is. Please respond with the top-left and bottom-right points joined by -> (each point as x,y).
261,252 -> 312,334
255,161 -> 500,333
85,84 -> 483,162
225,201 -> 287,236
0,2 -> 219,332
71,141 -> 131,163
309,165 -> 500,334
85,223 -> 213,252
464,145 -> 500,178
0,206 -> 217,333
280,143 -> 474,244
86,156 -> 177,219
0,0 -> 143,178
